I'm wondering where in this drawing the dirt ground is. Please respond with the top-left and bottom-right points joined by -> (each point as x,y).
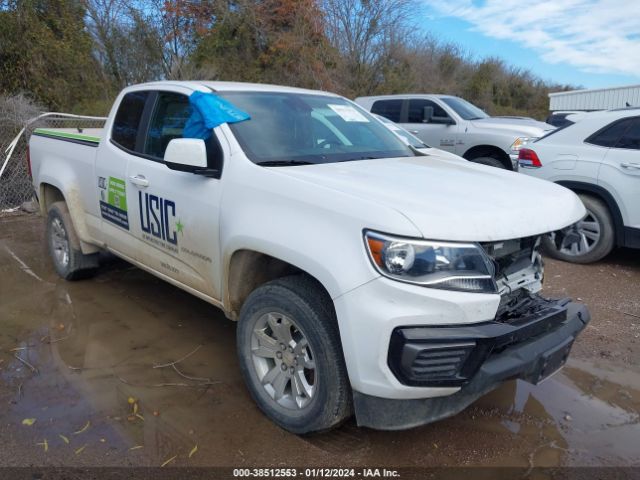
0,213 -> 639,469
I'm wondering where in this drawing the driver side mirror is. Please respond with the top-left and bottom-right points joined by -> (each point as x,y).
164,138 -> 219,177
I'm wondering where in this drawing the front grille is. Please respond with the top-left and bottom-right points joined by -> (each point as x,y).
409,342 -> 475,382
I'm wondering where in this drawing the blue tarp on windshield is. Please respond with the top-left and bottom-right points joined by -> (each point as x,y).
183,91 -> 250,140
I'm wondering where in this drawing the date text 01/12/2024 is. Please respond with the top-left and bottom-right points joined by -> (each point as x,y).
232,468 -> 400,478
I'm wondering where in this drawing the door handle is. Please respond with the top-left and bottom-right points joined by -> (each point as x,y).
129,174 -> 149,187
409,130 -> 419,134
621,162 -> 640,170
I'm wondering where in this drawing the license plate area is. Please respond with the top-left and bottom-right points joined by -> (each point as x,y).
534,336 -> 574,384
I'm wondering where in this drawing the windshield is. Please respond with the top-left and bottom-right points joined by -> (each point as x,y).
219,92 -> 414,165
440,97 -> 489,120
375,114 -> 430,149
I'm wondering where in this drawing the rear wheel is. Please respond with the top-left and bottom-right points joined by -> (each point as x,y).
470,156 -> 506,169
541,194 -> 615,264
236,275 -> 352,434
46,201 -> 99,280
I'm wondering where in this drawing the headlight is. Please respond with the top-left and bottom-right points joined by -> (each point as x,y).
364,231 -> 497,293
510,136 -> 538,153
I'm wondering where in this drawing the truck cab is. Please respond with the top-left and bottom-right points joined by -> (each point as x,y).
356,94 -> 554,170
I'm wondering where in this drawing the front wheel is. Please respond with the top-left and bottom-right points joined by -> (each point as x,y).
541,194 -> 615,264
236,275 -> 352,434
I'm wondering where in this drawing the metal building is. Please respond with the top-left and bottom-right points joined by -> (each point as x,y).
549,84 -> 640,112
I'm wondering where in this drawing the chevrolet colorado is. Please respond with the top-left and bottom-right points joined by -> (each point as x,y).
29,81 -> 590,433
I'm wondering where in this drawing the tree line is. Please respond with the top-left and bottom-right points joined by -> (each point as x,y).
0,0 -> 574,119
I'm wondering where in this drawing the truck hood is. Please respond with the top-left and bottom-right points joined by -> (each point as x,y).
271,155 -> 585,242
471,117 -> 554,137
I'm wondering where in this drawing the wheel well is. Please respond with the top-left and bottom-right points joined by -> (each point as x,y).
225,250 -> 332,320
463,145 -> 512,170
556,181 -> 625,247
39,183 -> 65,214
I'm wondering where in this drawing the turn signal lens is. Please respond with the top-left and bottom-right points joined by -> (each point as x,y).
366,237 -> 385,267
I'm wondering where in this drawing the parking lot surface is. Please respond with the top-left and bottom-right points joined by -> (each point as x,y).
1,214 -> 639,468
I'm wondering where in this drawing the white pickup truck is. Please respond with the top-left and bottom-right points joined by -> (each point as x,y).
29,81 -> 590,433
356,94 -> 554,170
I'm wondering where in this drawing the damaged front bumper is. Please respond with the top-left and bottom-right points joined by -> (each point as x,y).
353,297 -> 590,430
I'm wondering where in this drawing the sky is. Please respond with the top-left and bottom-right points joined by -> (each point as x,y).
422,0 -> 640,89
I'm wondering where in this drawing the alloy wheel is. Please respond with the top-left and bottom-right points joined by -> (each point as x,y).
51,217 -> 70,268
250,312 -> 316,410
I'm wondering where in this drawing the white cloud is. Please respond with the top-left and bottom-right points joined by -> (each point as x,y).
427,0 -> 640,79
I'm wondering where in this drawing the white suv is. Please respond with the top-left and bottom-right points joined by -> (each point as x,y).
519,108 -> 640,263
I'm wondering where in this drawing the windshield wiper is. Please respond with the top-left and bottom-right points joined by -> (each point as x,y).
257,160 -> 314,167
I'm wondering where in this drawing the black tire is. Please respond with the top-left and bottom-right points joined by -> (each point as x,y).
46,201 -> 99,280
236,274 -> 352,434
541,194 -> 615,264
470,156 -> 507,169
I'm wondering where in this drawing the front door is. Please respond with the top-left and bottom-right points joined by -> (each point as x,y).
125,90 -> 224,299
399,99 -> 458,152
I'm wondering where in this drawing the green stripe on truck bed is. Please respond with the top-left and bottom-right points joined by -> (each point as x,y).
33,128 -> 101,144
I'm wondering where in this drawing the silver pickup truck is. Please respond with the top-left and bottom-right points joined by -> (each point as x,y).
356,94 -> 554,170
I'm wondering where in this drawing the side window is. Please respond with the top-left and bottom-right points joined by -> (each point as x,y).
112,91 -> 150,151
585,118 -> 633,147
144,92 -> 192,159
371,99 -> 402,123
144,91 -> 225,171
615,118 -> 640,150
407,99 -> 448,123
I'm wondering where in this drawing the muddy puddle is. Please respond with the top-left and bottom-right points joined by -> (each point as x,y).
1,215 -> 639,468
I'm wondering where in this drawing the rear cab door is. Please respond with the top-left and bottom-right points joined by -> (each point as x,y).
95,89 -> 149,252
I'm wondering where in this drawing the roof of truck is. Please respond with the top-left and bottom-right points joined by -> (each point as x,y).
355,94 -> 454,101
127,80 -> 340,97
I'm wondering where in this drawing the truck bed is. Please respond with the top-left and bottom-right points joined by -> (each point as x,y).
30,127 -> 103,224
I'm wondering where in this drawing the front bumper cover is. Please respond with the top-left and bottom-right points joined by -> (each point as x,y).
353,299 -> 590,430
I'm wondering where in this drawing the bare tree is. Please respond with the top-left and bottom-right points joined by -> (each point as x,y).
84,0 -> 164,86
84,0 -> 125,83
321,0 -> 418,95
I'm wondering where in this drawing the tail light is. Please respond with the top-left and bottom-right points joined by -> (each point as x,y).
26,145 -> 32,178
518,148 -> 542,168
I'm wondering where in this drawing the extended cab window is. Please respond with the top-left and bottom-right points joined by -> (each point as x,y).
615,118 -> 640,150
407,99 -> 447,123
144,92 -> 192,159
112,91 -> 150,151
586,118 -> 633,147
371,99 -> 402,123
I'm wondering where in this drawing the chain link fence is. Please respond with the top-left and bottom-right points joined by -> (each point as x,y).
1,102 -> 106,213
